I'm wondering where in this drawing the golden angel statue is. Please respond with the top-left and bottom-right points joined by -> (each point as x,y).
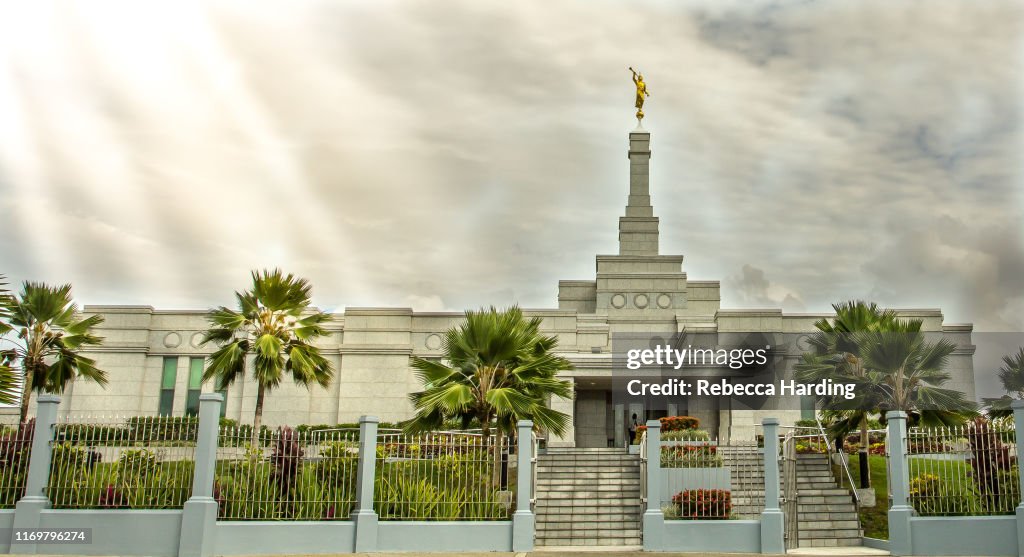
629,67 -> 650,120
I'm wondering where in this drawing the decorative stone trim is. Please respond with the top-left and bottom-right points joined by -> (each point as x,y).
610,294 -> 627,309
633,294 -> 649,309
163,332 -> 181,348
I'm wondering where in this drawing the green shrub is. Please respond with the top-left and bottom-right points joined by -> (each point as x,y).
660,444 -> 722,468
374,475 -> 463,520
909,473 -> 971,516
117,449 -> 159,480
662,429 -> 711,442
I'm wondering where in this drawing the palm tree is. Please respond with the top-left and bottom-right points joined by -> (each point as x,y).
795,300 -> 898,485
201,269 -> 334,444
406,306 -> 573,438
0,281 -> 107,422
0,275 -> 20,405
853,319 -> 976,425
982,348 -> 1024,418
406,306 -> 573,486
798,314 -> 976,448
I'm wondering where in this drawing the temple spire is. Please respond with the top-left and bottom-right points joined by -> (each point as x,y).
618,129 -> 659,255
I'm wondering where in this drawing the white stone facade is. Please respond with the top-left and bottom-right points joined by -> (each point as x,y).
6,128 -> 977,446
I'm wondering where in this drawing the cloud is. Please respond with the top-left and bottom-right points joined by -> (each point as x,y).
727,264 -> 806,311
0,0 -> 1019,333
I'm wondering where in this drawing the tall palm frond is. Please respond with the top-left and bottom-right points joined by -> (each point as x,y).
201,268 -> 334,444
2,281 -> 107,420
0,274 -> 18,405
405,306 -> 573,438
981,348 -> 1024,419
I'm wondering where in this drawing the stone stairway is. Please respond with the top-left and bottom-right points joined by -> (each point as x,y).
719,445 -> 769,518
794,453 -> 863,547
720,447 -> 863,548
534,447 -> 642,547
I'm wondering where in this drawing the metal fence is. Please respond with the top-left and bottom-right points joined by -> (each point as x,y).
657,428 -> 762,520
905,420 -> 1018,516
214,426 -> 359,520
0,423 -> 33,508
374,430 -> 512,521
45,415 -> 198,509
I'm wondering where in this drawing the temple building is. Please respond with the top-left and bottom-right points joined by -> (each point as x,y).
4,126 -> 978,447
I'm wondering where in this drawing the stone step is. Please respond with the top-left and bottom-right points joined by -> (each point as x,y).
792,488 -> 853,496
537,474 -> 640,481
798,528 -> 862,540
538,514 -> 640,522
537,491 -> 638,497
799,538 -> 864,548
799,511 -> 859,521
537,480 -> 641,489
798,502 -> 863,513
799,519 -> 861,530
538,521 -> 640,530
536,538 -> 643,547
538,464 -> 640,471
797,495 -> 856,505
545,447 -> 630,453
538,468 -> 641,475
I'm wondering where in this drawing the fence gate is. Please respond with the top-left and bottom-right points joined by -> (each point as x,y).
782,433 -> 799,550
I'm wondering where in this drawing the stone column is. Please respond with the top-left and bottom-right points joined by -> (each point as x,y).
549,379 -> 575,448
642,419 -> 664,551
512,420 -> 535,551
11,395 -> 60,555
887,411 -> 914,556
1012,401 -> 1024,557
619,130 -> 659,256
178,393 -> 223,557
759,418 -> 785,554
351,415 -> 379,552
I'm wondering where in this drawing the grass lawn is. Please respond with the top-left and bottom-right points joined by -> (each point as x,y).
849,453 -> 889,540
848,452 -> 1018,540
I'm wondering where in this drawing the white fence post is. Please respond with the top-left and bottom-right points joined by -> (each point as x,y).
642,419 -> 664,551
10,395 -> 60,555
1012,401 -> 1024,557
887,410 -> 913,556
512,420 -> 534,551
351,415 -> 379,552
178,393 -> 223,557
760,418 -> 784,554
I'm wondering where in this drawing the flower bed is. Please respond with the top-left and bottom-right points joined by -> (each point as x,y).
664,489 -> 732,520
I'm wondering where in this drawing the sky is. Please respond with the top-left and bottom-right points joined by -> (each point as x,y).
1,0 -> 1022,335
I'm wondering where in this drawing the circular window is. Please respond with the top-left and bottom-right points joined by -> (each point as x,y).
610,293 -> 627,309
657,294 -> 672,309
163,332 -> 182,348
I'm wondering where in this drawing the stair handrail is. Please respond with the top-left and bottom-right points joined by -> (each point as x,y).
638,429 -> 648,506
530,431 -> 539,508
814,417 -> 860,507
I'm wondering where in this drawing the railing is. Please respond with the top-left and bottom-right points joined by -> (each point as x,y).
0,423 -> 33,508
46,415 -> 198,509
214,426 -> 359,520
816,418 -> 860,506
659,434 -> 759,520
781,429 -> 799,550
374,430 -> 512,520
905,420 -> 1018,516
529,431 -> 538,509
639,428 -> 648,508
